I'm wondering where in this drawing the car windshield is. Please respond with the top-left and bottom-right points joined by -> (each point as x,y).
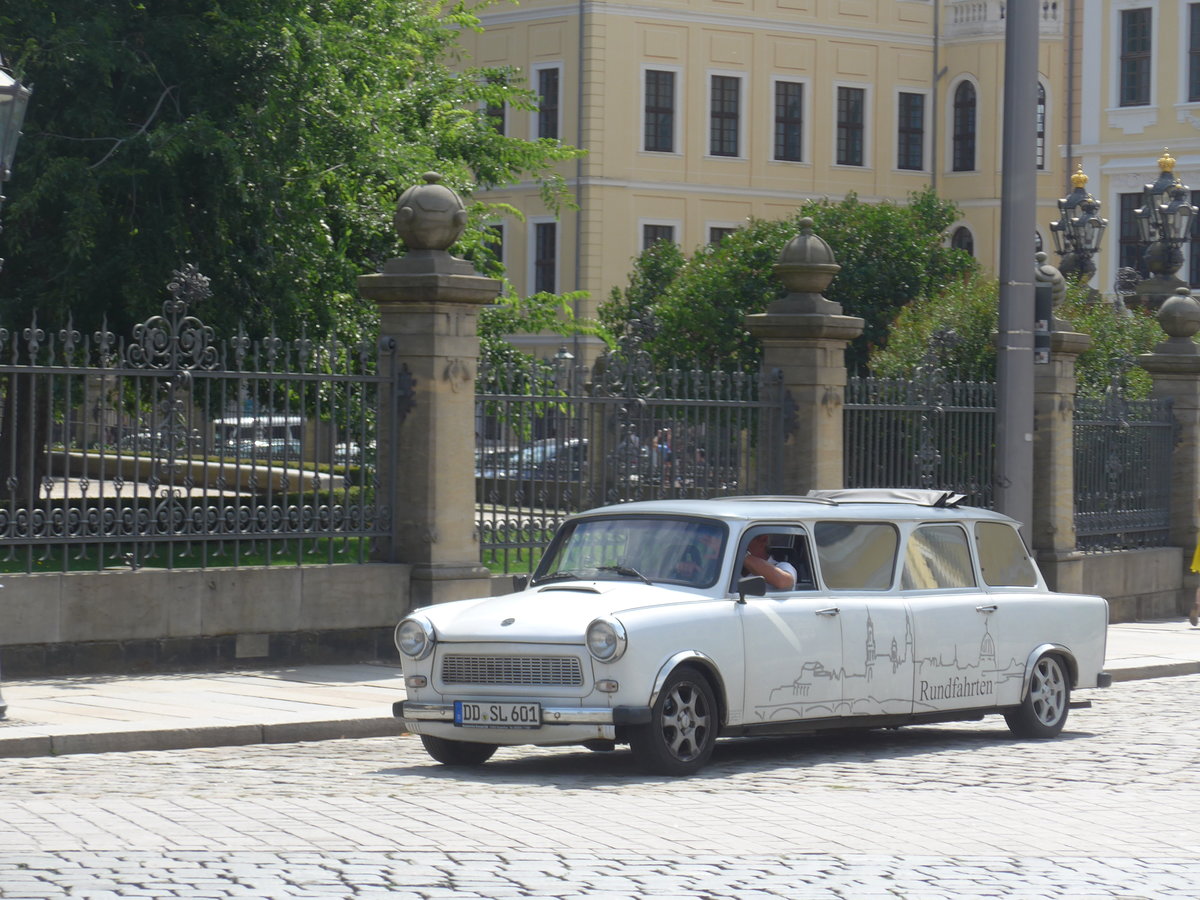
534,515 -> 728,588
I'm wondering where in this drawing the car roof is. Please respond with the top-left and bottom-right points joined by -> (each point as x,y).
570,489 -> 1019,526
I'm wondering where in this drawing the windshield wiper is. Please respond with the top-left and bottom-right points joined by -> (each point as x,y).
597,565 -> 653,584
535,571 -> 586,584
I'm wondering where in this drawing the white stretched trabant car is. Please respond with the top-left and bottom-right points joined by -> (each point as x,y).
393,490 -> 1111,775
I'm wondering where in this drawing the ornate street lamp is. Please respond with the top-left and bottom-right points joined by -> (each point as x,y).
1049,164 -> 1108,282
0,52 -> 31,276
0,52 -> 28,720
1132,149 -> 1199,309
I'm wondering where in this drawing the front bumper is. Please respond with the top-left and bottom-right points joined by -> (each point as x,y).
393,700 -> 651,726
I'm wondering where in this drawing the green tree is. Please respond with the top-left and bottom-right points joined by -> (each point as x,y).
600,189 -> 973,373
870,278 -> 1163,399
600,238 -> 685,342
0,0 -> 581,341
868,271 -> 1000,380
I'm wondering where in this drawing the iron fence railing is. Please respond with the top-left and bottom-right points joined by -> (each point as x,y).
844,372 -> 996,509
476,350 -> 787,574
0,266 -> 397,572
1073,393 -> 1174,551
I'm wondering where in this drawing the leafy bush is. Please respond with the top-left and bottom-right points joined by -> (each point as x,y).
870,276 -> 1165,399
599,189 -> 974,373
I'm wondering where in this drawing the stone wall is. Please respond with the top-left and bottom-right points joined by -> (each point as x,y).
0,564 -> 409,677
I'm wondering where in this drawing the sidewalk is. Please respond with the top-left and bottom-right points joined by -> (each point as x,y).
1,619 -> 1198,760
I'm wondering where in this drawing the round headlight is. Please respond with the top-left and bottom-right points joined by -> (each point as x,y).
586,617 -> 627,662
395,616 -> 435,660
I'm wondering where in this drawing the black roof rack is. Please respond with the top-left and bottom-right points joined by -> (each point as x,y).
805,489 -> 968,508
710,495 -> 837,506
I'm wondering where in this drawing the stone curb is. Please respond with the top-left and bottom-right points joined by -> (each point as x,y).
0,717 -> 404,759
1108,661 -> 1200,682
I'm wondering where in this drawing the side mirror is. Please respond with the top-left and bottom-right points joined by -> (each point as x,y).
736,575 -> 766,604
512,574 -> 529,592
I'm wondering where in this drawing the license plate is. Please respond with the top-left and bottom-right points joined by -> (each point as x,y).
454,700 -> 541,728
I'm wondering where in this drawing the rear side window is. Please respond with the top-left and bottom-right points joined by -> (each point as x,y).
975,522 -> 1038,587
901,524 -> 976,590
814,522 -> 898,590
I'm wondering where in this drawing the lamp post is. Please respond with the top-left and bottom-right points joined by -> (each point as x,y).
0,53 -> 32,276
1132,149 -> 1199,310
1049,165 -> 1107,284
0,52 -> 30,719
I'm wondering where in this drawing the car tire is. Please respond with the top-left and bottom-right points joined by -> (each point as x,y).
629,665 -> 718,776
419,734 -> 498,766
1004,653 -> 1070,739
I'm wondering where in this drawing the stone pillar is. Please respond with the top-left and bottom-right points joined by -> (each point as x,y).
358,173 -> 500,606
1137,287 -> 1200,614
1029,253 -> 1091,592
1031,329 -> 1091,592
745,219 -> 863,495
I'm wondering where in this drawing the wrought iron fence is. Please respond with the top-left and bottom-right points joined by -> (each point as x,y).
844,371 -> 996,509
1073,392 -> 1174,551
0,266 -> 397,572
476,347 -> 787,574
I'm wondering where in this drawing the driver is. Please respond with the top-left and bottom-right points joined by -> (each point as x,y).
742,534 -> 797,590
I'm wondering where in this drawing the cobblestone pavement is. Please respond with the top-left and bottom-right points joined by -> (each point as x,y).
4,676 -> 1200,898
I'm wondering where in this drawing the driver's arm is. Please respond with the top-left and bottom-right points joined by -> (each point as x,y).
743,553 -> 796,590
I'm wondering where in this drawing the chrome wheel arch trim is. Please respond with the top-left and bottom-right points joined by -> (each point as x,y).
1020,642 -> 1077,698
648,651 -> 728,721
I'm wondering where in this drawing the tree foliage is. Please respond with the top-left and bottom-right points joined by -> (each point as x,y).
870,277 -> 1163,399
599,189 -> 973,373
0,0 -> 580,342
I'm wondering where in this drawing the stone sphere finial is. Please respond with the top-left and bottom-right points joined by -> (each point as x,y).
774,217 -> 841,296
1034,250 -> 1067,308
1157,286 -> 1200,339
394,172 -> 469,251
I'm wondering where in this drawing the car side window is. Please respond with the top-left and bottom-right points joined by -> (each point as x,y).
813,521 -> 898,590
975,522 -> 1038,587
901,523 -> 976,590
767,531 -> 816,590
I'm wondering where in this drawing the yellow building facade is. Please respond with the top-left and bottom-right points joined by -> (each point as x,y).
1077,1 -> 1200,301
459,0 -> 1072,358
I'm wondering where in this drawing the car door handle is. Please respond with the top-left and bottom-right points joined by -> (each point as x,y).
975,604 -> 998,613
815,607 -> 840,617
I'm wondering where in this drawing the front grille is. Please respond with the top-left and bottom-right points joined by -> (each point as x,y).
441,654 -> 584,686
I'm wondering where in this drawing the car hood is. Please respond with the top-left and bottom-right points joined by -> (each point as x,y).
422,581 -> 690,643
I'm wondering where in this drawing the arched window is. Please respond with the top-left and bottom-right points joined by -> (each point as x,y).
953,81 -> 976,172
1035,83 -> 1046,170
951,226 -> 974,257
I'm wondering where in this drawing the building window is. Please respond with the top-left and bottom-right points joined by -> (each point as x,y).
1035,83 -> 1046,170
710,75 -> 741,157
951,226 -> 974,258
644,70 -> 676,153
536,66 -> 560,140
837,87 -> 865,166
1119,192 -> 1148,276
485,73 -> 506,135
709,226 -> 737,244
485,224 -> 504,268
897,92 -> 925,171
774,81 -> 804,162
642,224 -> 675,250
1191,5 -> 1200,102
534,222 -> 557,294
952,81 -> 976,172
1119,8 -> 1151,107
